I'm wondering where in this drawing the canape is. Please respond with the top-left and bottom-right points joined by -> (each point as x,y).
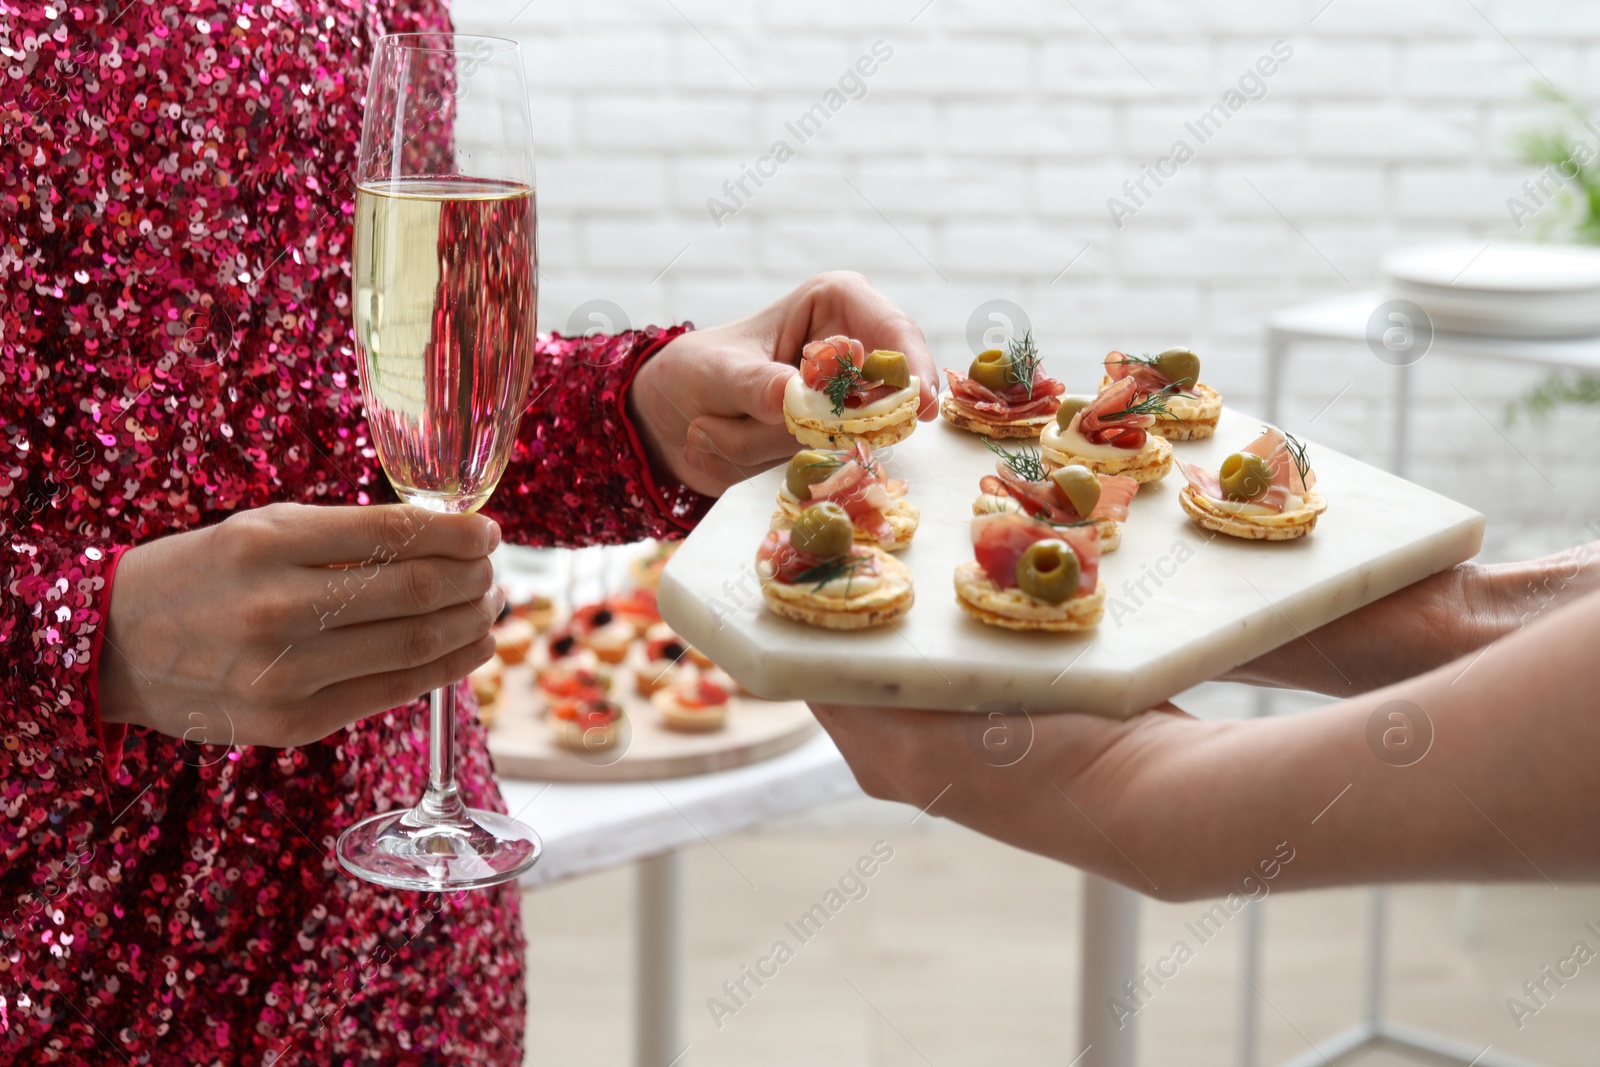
552,698 -> 626,752
755,502 -> 914,630
571,603 -> 635,665
954,513 -> 1106,632
653,676 -> 732,733
1177,427 -> 1327,540
783,336 -> 921,449
1101,348 -> 1222,441
609,587 -> 661,636
772,442 -> 919,552
645,621 -> 715,670
469,654 -> 505,727
492,616 -> 535,665
628,541 -> 678,591
511,593 -> 557,631
940,333 -> 1066,439
636,629 -> 695,698
1039,379 -> 1173,484
972,440 -> 1138,552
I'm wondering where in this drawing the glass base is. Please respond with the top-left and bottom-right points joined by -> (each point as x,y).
336,805 -> 541,892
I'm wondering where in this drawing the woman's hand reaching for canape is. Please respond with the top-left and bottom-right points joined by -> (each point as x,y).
629,271 -> 940,496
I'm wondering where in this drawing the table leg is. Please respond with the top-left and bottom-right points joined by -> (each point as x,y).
1264,330 -> 1289,426
1392,362 -> 1412,479
1079,874 -> 1141,1067
636,849 -> 685,1067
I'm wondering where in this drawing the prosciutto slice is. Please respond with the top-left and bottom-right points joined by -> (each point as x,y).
799,336 -> 903,409
971,513 -> 1100,594
980,465 -> 1138,523
945,368 -> 1066,420
1242,427 -> 1316,495
800,443 -> 904,543
1103,350 -> 1175,393
1075,376 -> 1156,447
756,529 -> 882,585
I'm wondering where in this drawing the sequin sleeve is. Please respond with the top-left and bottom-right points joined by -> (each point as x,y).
0,524 -> 128,865
485,325 -> 713,547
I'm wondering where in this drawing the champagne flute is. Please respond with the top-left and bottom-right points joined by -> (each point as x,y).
337,33 -> 541,891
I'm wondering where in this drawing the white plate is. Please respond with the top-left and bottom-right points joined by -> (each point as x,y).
657,409 -> 1484,717
1380,242 -> 1600,338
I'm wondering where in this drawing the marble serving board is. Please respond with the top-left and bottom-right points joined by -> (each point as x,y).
657,408 -> 1484,718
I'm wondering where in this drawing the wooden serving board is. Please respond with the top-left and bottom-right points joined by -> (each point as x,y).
484,650 -> 818,782
657,407 -> 1485,718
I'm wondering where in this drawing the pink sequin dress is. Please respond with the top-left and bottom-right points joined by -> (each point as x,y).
0,3 -> 708,1063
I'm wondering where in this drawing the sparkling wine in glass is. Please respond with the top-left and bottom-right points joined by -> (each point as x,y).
337,33 -> 542,891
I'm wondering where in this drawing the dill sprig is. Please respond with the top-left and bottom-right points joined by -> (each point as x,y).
1108,352 -> 1162,369
793,552 -> 866,594
1004,331 -> 1044,399
823,354 -> 865,416
1281,429 -> 1312,484
1100,387 -> 1177,421
983,437 -> 1049,482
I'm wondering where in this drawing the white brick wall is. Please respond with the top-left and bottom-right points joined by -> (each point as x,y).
454,0 -> 1600,554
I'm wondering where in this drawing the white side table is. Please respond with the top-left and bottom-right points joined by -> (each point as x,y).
499,731 -> 859,1067
1242,291 -> 1594,1067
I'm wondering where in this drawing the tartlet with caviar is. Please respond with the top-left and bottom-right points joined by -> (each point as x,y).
756,502 -> 914,630
954,513 -> 1106,632
1100,347 -> 1221,440
772,442 -> 919,552
1177,427 -> 1327,540
972,440 -> 1138,552
652,675 -> 732,733
636,629 -> 695,697
940,332 -> 1066,439
571,602 -> 635,665
1039,378 -> 1173,484
784,336 -> 921,449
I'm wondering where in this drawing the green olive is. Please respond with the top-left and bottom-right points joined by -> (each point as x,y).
789,502 -> 855,557
969,348 -> 1015,391
1156,347 -> 1201,388
785,449 -> 838,499
1050,465 -> 1101,517
1015,539 -> 1082,605
1055,395 -> 1088,431
1219,452 -> 1274,501
860,349 -> 911,388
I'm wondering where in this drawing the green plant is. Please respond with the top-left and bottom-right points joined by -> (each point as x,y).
1507,85 -> 1600,422
1513,84 -> 1600,244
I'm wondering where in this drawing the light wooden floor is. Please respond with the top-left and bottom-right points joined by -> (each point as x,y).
518,805 -> 1599,1066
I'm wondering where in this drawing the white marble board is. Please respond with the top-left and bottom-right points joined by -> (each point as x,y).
657,408 -> 1484,718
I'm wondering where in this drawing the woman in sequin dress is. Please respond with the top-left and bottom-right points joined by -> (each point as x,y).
0,3 -> 937,1063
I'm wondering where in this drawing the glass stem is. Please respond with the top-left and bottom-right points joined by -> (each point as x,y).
418,683 -> 468,825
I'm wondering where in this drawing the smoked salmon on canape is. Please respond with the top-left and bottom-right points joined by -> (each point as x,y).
652,675 -> 732,733
1177,427 -> 1327,540
551,698 -> 626,752
1100,347 -> 1222,440
940,332 -> 1066,438
783,336 -> 921,449
954,513 -> 1106,632
756,502 -> 914,630
772,441 -> 919,551
972,440 -> 1139,551
1039,377 -> 1173,484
